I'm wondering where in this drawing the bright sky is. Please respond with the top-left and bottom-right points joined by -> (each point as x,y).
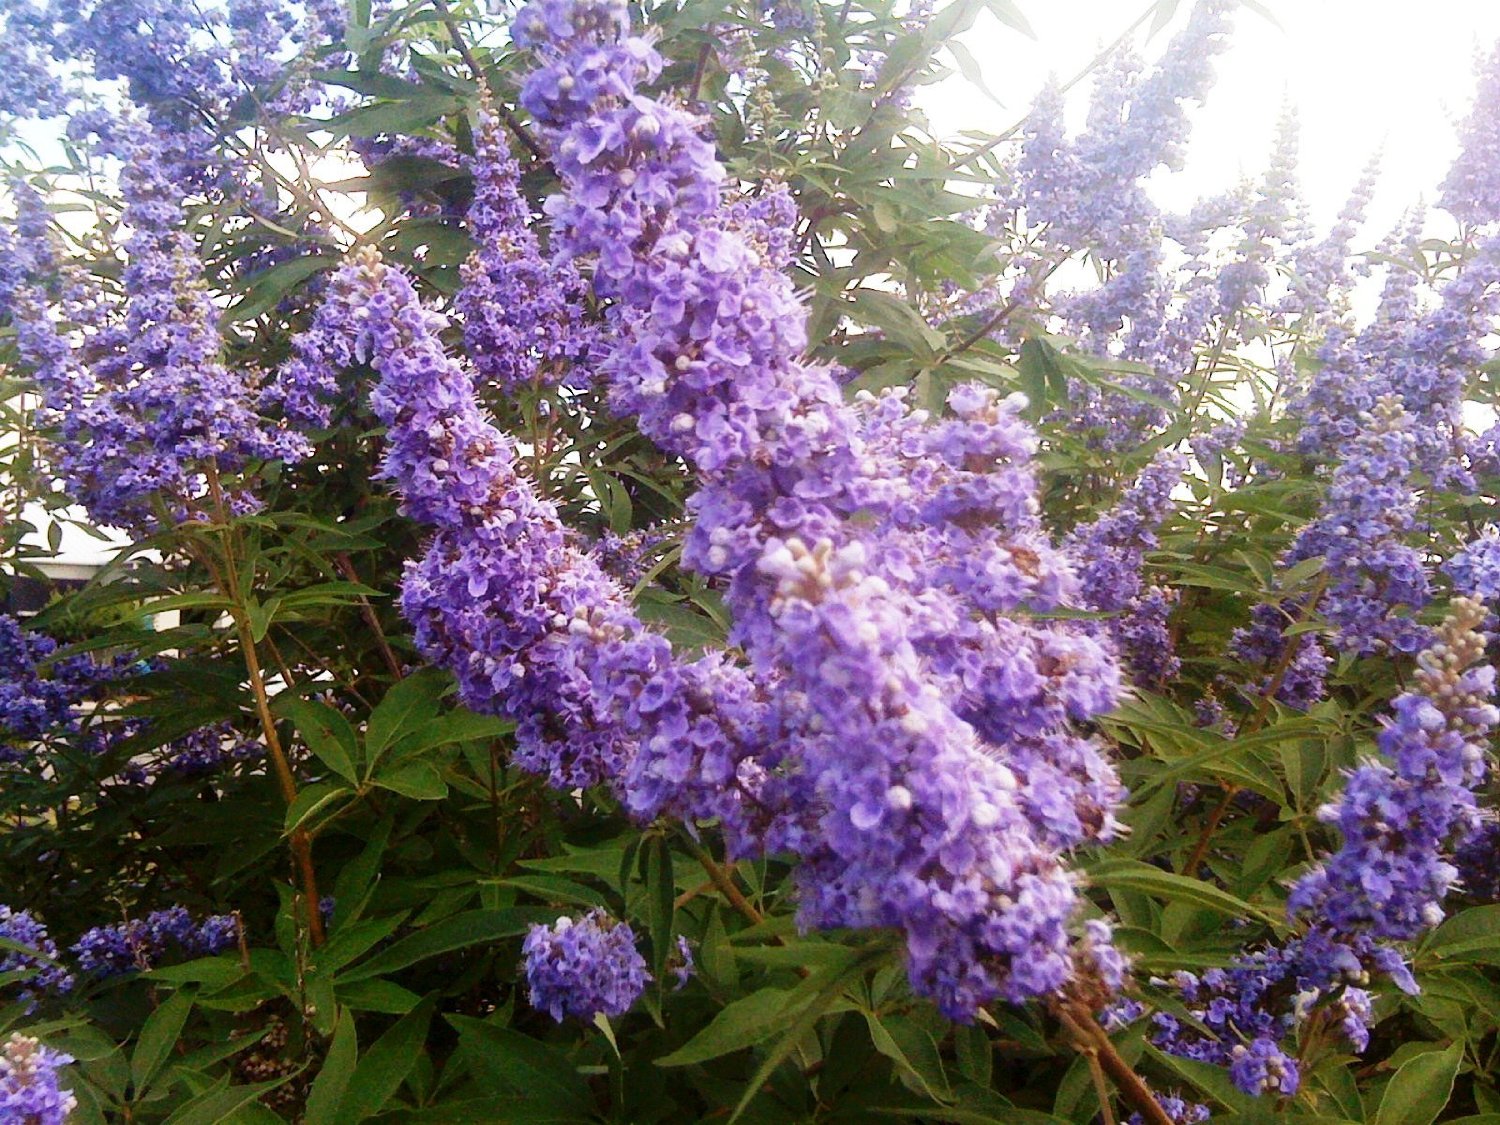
921,0 -> 1500,237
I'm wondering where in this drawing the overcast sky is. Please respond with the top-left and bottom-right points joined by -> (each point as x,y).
920,0 -> 1500,238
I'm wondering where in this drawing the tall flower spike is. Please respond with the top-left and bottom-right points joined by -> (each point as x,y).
1440,39 -> 1500,229
1284,395 -> 1430,657
1289,596 -> 1497,938
456,95 -> 594,392
16,128 -> 302,529
307,248 -> 790,853
517,0 -> 1125,1018
1067,452 -> 1186,685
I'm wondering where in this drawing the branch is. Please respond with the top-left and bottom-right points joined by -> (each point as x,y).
430,0 -> 548,163
1052,999 -> 1174,1125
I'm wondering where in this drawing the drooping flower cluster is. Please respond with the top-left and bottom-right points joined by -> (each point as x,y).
522,910 -> 650,1023
514,0 -> 1127,1018
456,101 -> 594,393
72,906 -> 238,977
0,1033 -> 76,1125
0,906 -> 75,1009
1289,596 -> 1496,938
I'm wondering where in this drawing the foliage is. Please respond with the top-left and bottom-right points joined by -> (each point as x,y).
0,0 -> 1498,1122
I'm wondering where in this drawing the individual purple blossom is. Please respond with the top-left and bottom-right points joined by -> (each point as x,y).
522,910 -> 650,1023
1228,1038 -> 1299,1097
670,935 -> 695,989
0,906 -> 75,1008
1289,597 -> 1496,939
0,1034 -> 76,1125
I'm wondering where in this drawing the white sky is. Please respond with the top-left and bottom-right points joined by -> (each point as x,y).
921,0 -> 1500,237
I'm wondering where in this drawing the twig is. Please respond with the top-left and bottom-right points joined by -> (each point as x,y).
1052,999 -> 1174,1125
431,0 -> 548,163
335,553 -> 405,680
679,835 -> 763,926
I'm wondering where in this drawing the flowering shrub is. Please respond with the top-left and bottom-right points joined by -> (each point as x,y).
1,0 -> 1500,1121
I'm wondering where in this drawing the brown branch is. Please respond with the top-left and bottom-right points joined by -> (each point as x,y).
335,553 -> 405,680
430,0 -> 548,163
1052,999 -> 1174,1125
680,836 -> 763,926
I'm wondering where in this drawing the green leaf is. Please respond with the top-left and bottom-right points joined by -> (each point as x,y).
1373,1042 -> 1462,1125
645,835 -> 675,978
448,1016 -> 594,1116
284,780 -> 354,834
656,988 -> 798,1067
338,909 -> 555,983
131,987 -> 196,1096
1085,860 -> 1279,926
303,1011 -> 358,1125
864,1011 -> 952,1103
334,998 -> 433,1123
373,760 -> 448,800
365,670 -> 447,764
277,696 -> 360,784
162,1076 -> 293,1125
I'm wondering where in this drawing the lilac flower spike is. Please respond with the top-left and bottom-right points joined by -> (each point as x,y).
515,0 -> 1127,1018
456,97 -> 593,392
13,127 -> 302,529
1290,595 -> 1497,938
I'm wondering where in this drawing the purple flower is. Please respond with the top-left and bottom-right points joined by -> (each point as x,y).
0,1034 -> 76,1125
73,907 -> 237,977
522,910 -> 650,1022
1290,597 -> 1496,939
0,906 -> 75,1008
456,99 -> 594,392
516,0 -> 1127,1020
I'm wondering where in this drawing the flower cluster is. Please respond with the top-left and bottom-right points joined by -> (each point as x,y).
12,127 -> 302,529
0,614 -> 138,763
0,1033 -> 76,1125
1289,596 -> 1496,938
0,906 -> 75,1009
456,100 -> 594,393
72,907 -> 238,977
514,0 -> 1127,1018
1066,453 -> 1185,685
522,910 -> 650,1023
1284,396 -> 1429,657
1150,928 -> 1412,1097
